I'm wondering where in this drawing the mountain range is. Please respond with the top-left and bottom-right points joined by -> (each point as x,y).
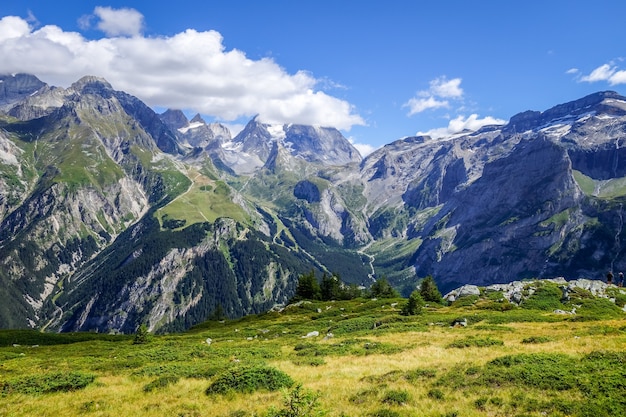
1,73 -> 625,333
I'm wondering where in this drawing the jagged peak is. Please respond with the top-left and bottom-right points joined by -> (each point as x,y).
159,109 -> 189,130
190,113 -> 206,124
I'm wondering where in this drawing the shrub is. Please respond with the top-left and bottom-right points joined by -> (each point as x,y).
573,298 -> 624,320
520,283 -> 563,311
521,336 -> 552,344
265,384 -> 323,417
143,375 -> 180,392
367,409 -> 401,417
206,365 -> 294,395
1,371 -> 96,395
446,336 -> 504,348
404,367 -> 437,382
382,389 -> 410,405
427,388 -> 445,400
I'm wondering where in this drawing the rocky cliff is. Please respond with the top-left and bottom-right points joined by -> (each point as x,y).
1,73 -> 626,331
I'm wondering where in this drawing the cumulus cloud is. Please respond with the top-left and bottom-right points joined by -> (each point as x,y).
578,62 -> 626,85
0,11 -> 364,131
404,96 -> 449,115
403,76 -> 463,116
348,138 -> 376,157
417,114 -> 506,139
92,6 -> 144,37
430,76 -> 463,98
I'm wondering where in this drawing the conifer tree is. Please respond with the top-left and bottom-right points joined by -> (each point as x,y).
419,276 -> 442,303
293,270 -> 321,301
401,290 -> 425,315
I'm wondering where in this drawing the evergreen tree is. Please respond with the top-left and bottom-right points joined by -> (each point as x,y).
369,277 -> 399,298
293,270 -> 321,301
320,272 -> 342,301
401,291 -> 425,315
419,276 -> 442,303
133,323 -> 151,345
342,283 -> 363,300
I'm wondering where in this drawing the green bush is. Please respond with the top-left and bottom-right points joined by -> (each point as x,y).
265,384 -> 323,417
1,371 -> 96,395
382,389 -> 410,405
404,367 -> 437,382
143,375 -> 180,392
520,283 -> 564,311
331,316 -> 378,334
521,336 -> 552,344
367,409 -> 401,417
427,388 -> 445,400
572,298 -> 624,320
206,365 -> 294,395
446,336 -> 504,349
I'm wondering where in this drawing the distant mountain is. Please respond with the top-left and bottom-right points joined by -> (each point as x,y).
1,72 -> 626,332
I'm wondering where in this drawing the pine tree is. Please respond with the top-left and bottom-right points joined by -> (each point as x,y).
320,273 -> 341,301
293,270 -> 321,301
369,277 -> 399,298
401,291 -> 425,315
133,323 -> 151,345
419,276 -> 442,303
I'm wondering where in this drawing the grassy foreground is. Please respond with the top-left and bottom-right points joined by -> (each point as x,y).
1,285 -> 626,417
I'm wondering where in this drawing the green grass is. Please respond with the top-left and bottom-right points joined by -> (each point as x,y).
1,289 -> 626,416
156,170 -> 248,228
573,169 -> 626,198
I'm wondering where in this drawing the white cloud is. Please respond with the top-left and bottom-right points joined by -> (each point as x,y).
93,7 -> 144,37
610,70 -> 626,85
430,77 -> 463,98
0,13 -> 364,131
404,76 -> 462,116
579,63 -> 626,85
404,96 -> 449,116
580,64 -> 615,83
348,138 -> 376,157
0,16 -> 31,41
417,114 -> 506,139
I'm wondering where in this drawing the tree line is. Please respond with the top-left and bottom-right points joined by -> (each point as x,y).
291,270 -> 443,315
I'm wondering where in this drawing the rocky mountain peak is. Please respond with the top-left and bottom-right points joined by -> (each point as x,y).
227,117 -> 361,174
0,73 -> 48,110
190,113 -> 206,124
505,91 -> 626,133
159,109 -> 189,130
70,76 -> 114,97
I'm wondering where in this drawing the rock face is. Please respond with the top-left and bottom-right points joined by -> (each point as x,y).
2,73 -> 626,333
160,110 -> 232,149
0,73 -> 47,111
359,91 -> 626,292
221,117 -> 361,174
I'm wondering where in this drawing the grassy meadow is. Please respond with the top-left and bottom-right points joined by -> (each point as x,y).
2,284 -> 626,417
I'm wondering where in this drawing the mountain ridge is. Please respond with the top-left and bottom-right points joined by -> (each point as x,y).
1,72 -> 626,333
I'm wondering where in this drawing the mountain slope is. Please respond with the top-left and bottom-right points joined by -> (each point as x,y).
359,91 -> 626,292
2,73 -> 626,332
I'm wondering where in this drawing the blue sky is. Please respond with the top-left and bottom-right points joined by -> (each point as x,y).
1,1 -> 625,155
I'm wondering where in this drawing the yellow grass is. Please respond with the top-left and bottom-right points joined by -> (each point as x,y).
2,306 -> 625,416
